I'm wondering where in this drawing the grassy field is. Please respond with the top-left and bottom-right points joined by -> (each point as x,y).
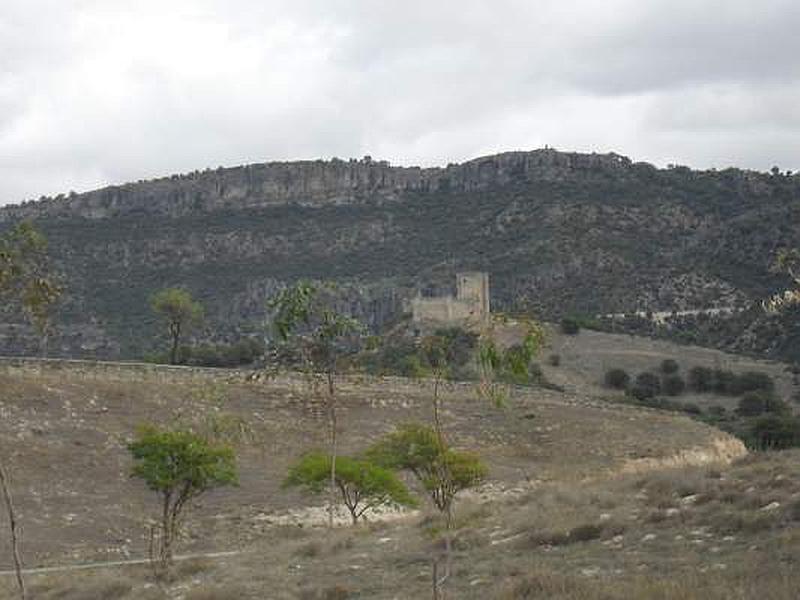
0,328 -> 797,598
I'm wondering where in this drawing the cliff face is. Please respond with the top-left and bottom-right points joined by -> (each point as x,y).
1,148 -> 799,360
2,150 -> 635,220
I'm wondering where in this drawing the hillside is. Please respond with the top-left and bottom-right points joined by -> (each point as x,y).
1,148 -> 798,359
3,331 -> 800,599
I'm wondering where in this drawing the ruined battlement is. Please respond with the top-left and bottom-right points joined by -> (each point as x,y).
410,272 -> 490,328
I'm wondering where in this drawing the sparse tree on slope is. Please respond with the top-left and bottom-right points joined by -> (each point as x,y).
128,424 -> 237,575
368,422 -> 486,599
267,281 -> 364,529
150,287 -> 204,365
0,222 -> 63,355
284,452 -> 416,524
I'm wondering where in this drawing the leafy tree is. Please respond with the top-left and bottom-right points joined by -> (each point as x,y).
267,281 -> 364,528
150,288 -> 204,365
283,452 -> 416,524
367,422 -> 486,597
367,423 -> 486,519
0,222 -> 62,355
477,337 -> 506,407
128,424 -> 237,573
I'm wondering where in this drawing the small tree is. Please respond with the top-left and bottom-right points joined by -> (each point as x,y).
0,222 -> 62,355
267,281 -> 364,529
477,337 -> 506,407
150,287 -> 204,365
128,424 -> 237,574
368,424 -> 487,518
284,452 -> 416,524
368,423 -> 486,598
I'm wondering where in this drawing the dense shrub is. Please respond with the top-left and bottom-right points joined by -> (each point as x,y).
660,359 -> 680,374
686,366 -> 775,397
146,338 -> 265,368
560,317 -> 581,335
688,366 -> 714,392
604,368 -> 630,390
184,338 -> 265,368
662,374 -> 686,396
713,369 -> 741,395
747,415 -> 800,450
737,371 -> 775,394
737,392 -> 770,417
629,372 -> 661,400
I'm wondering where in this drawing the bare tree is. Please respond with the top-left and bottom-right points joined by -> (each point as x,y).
0,461 -> 26,600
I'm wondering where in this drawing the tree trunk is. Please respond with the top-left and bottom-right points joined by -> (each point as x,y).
169,321 -> 181,365
432,371 -> 452,599
0,460 -> 26,600
327,368 -> 337,530
160,492 -> 173,573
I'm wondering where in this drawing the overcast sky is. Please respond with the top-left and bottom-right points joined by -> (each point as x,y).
1,0 -> 799,204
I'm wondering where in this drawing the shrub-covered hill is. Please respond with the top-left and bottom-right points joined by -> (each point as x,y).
1,148 -> 798,359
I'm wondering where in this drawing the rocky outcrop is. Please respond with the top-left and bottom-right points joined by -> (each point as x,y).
1,150 -> 642,221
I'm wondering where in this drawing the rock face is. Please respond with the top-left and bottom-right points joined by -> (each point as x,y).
2,150 -> 634,220
1,148 -> 798,360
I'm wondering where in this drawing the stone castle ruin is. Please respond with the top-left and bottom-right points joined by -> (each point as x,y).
410,272 -> 490,328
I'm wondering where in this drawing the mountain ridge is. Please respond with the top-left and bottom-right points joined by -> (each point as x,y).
0,148 -> 797,361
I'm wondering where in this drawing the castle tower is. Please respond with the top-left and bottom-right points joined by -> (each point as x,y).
456,272 -> 490,320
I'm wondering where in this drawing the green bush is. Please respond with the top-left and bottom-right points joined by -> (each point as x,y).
662,374 -> 686,396
604,368 -> 630,390
660,359 -> 680,374
629,372 -> 661,400
560,317 -> 581,335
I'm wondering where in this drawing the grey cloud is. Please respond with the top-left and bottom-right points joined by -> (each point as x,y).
1,0 -> 799,204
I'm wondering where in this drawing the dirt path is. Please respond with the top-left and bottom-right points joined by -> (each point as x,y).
0,551 -> 242,577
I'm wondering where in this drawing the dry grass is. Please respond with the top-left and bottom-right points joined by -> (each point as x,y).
183,584 -> 249,600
